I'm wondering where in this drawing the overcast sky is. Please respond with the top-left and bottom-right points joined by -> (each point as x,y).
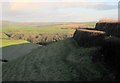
1,0 -> 119,22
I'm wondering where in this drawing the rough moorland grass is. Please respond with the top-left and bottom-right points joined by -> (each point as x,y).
3,38 -> 111,81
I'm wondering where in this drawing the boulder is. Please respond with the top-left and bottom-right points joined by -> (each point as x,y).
95,22 -> 120,37
73,29 -> 106,47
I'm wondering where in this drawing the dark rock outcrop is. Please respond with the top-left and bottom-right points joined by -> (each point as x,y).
95,22 -> 120,37
73,22 -> 120,80
73,29 -> 106,47
101,36 -> 120,67
100,36 -> 120,80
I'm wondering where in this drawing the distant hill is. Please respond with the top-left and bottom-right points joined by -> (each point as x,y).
1,20 -> 96,28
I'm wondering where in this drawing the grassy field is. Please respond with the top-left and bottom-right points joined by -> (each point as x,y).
2,22 -> 73,34
0,39 -> 29,47
2,38 -> 112,81
2,21 -> 96,34
2,26 -> 74,34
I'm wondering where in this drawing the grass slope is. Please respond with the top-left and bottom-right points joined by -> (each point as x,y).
0,39 -> 29,47
2,43 -> 39,61
3,38 -> 111,81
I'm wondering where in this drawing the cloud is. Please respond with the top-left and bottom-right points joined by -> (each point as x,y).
2,1 -> 118,22
10,2 -> 37,10
8,2 -> 118,11
7,0 -> 86,2
89,3 -> 117,10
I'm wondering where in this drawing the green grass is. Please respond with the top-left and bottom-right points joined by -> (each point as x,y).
0,33 -> 8,39
0,39 -> 29,47
2,38 -> 111,81
2,43 -> 39,61
2,24 -> 74,34
2,21 -> 96,34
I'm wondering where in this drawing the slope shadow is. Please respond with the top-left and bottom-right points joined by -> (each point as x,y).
1,43 -> 39,62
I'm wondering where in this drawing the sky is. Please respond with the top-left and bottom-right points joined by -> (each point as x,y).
0,0 -> 119,22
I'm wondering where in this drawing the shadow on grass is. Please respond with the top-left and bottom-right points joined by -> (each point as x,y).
1,43 -> 39,61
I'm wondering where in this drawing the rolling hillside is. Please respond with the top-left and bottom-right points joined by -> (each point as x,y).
2,38 -> 112,81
